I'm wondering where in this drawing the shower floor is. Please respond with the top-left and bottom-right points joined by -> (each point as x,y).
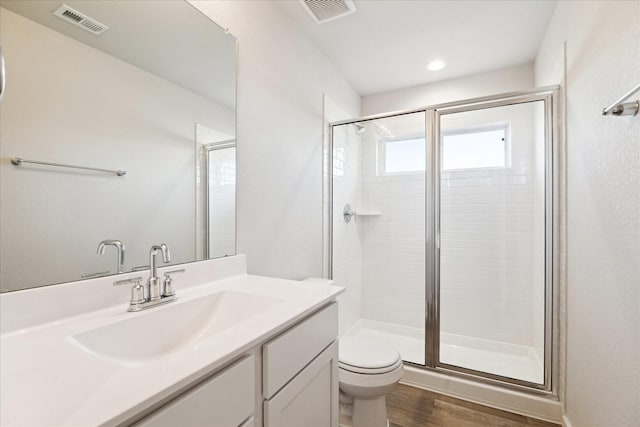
343,319 -> 543,384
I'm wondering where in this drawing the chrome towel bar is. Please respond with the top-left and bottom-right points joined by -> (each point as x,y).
602,83 -> 640,116
10,157 -> 126,176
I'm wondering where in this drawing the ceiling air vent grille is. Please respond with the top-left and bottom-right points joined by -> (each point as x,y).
299,0 -> 357,24
53,4 -> 109,35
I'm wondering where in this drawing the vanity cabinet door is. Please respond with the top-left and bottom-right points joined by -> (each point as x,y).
264,341 -> 338,427
263,302 -> 338,398
135,355 -> 255,427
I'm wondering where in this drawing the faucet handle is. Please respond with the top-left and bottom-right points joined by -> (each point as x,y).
113,276 -> 145,304
162,269 -> 185,297
113,276 -> 143,286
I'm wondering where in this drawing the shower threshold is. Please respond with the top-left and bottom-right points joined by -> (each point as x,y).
343,319 -> 543,384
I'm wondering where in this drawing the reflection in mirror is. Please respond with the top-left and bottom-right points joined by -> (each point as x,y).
207,147 -> 236,258
0,1 -> 237,292
195,124 -> 236,259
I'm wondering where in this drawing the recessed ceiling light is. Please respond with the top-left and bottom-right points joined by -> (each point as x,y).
427,60 -> 446,71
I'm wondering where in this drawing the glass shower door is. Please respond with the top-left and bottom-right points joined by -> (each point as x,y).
434,97 -> 551,386
331,111 -> 427,365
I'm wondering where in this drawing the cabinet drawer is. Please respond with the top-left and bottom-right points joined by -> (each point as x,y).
264,340 -> 339,427
135,355 -> 255,427
263,302 -> 338,398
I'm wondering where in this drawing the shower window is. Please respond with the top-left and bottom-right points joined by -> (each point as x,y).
378,136 -> 426,175
442,123 -> 509,171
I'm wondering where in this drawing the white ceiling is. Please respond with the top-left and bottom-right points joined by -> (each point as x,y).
278,0 -> 557,96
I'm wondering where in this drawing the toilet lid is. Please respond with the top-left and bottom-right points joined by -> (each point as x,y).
339,336 -> 401,373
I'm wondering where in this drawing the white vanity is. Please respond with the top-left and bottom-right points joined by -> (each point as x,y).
0,255 -> 344,426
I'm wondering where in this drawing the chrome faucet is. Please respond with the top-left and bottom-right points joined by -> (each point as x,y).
148,243 -> 170,301
97,239 -> 125,273
113,243 -> 182,312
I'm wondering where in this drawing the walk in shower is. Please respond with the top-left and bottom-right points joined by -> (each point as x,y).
328,88 -> 557,391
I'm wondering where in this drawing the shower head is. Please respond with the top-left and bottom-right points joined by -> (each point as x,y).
353,123 -> 365,135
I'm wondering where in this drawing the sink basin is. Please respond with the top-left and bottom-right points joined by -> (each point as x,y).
68,290 -> 283,366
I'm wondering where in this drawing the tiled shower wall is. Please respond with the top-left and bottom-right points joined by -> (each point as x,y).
207,148 -> 237,258
359,120 -> 427,330
438,103 -> 545,348
359,172 -> 427,329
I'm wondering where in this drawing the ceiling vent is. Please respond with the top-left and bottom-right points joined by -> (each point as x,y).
299,0 -> 357,24
53,4 -> 109,35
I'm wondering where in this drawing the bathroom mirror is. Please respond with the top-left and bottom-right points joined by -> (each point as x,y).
0,0 -> 237,292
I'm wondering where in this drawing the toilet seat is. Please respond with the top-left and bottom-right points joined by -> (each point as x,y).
340,357 -> 403,375
339,336 -> 402,374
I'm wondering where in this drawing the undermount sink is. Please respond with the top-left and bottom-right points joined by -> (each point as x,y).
68,290 -> 283,366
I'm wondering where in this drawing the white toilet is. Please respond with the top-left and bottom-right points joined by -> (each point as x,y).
338,335 -> 404,427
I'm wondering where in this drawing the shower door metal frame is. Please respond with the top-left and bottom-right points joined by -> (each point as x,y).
327,86 -> 559,395
427,88 -> 558,394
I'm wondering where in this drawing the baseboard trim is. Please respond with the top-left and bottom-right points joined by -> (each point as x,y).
401,365 -> 563,424
562,414 -> 573,427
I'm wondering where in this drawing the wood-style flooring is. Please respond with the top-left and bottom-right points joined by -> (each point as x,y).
386,384 -> 560,427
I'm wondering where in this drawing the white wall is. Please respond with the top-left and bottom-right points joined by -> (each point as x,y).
0,8 -> 233,291
535,1 -> 640,426
362,63 -> 534,115
190,1 -> 360,280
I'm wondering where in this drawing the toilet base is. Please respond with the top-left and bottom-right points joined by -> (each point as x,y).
352,395 -> 388,427
338,335 -> 403,427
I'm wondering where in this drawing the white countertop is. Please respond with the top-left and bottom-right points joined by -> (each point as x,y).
0,267 -> 343,426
